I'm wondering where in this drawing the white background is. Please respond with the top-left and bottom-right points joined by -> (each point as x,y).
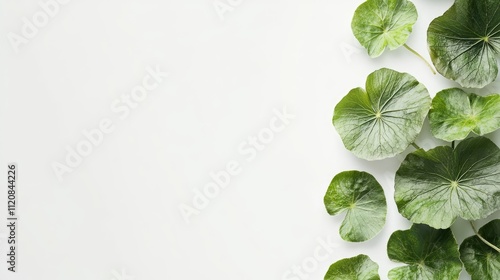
1,0 -> 500,279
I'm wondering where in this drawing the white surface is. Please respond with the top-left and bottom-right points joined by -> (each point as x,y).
1,0 -> 499,279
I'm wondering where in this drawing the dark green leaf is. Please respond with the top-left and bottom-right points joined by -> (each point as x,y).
428,0 -> 500,88
460,220 -> 500,280
387,224 -> 462,280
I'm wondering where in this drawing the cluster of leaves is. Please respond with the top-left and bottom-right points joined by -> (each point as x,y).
324,0 -> 500,279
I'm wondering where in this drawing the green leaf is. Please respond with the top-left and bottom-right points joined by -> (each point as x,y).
333,68 -> 431,161
387,224 -> 462,280
352,0 -> 417,57
429,88 -> 500,141
460,220 -> 500,280
395,136 -> 500,229
428,0 -> 500,88
324,171 -> 387,242
325,254 -> 380,280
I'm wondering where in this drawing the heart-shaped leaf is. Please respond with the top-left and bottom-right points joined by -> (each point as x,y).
352,0 -> 417,57
460,220 -> 500,280
387,224 -> 462,280
325,254 -> 380,280
395,136 -> 500,229
333,68 -> 431,161
324,171 -> 387,242
429,88 -> 500,141
428,0 -> 500,88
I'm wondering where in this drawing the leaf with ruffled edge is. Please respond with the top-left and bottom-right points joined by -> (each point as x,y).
325,254 -> 380,280
352,0 -> 417,57
333,68 -> 431,161
395,136 -> 500,229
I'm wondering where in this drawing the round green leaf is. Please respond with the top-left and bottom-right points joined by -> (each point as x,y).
428,0 -> 500,88
325,254 -> 380,280
387,224 -> 462,280
324,171 -> 387,242
395,136 -> 500,229
460,220 -> 500,280
352,0 -> 417,57
333,68 -> 431,161
429,88 -> 500,141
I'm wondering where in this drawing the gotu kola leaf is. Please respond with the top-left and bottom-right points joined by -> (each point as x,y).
325,254 -> 380,280
395,136 -> 500,229
460,220 -> 500,280
429,88 -> 500,142
333,68 -> 431,161
387,224 -> 462,280
352,0 -> 417,58
324,171 -> 387,242
428,0 -> 500,88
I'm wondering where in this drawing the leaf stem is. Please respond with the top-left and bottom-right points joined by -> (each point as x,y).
451,141 -> 455,149
469,221 -> 500,253
403,44 -> 436,75
411,142 -> 421,150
